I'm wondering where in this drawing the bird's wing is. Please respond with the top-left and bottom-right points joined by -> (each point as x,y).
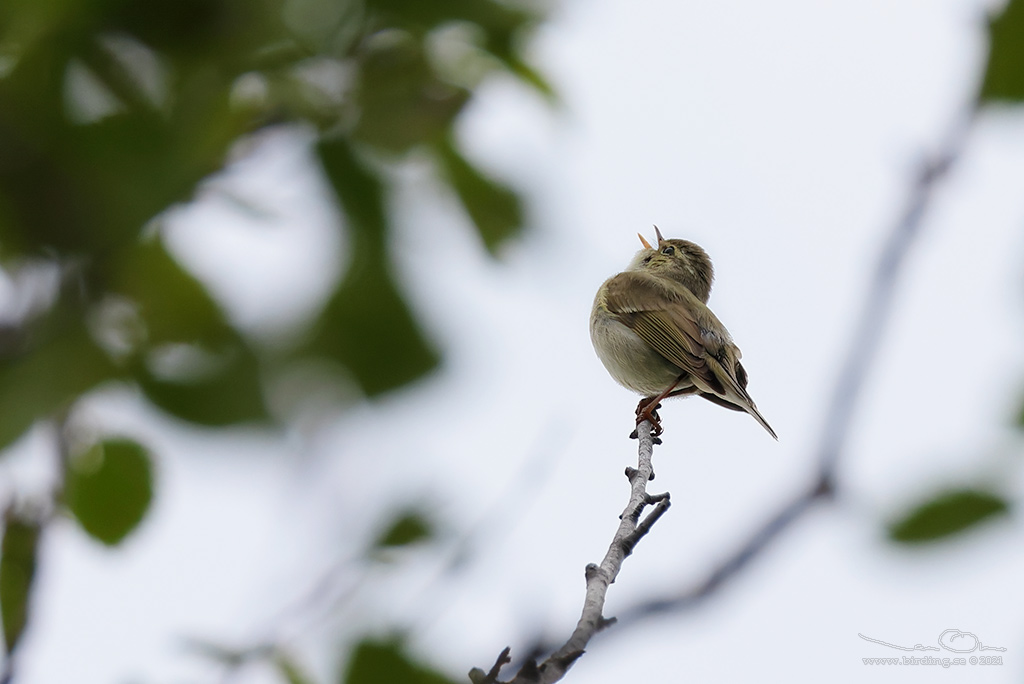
604,271 -> 777,439
603,272 -> 733,394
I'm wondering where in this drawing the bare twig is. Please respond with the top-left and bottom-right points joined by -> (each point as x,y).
472,420 -> 671,683
469,647 -> 512,684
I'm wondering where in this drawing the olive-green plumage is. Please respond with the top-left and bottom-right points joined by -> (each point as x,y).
590,229 -> 776,439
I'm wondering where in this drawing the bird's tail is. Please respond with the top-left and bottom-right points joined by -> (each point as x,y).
698,390 -> 778,440
746,403 -> 778,441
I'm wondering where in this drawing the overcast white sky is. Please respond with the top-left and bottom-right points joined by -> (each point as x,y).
11,0 -> 1024,682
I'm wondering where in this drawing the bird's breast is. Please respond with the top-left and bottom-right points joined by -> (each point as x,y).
590,303 -> 685,397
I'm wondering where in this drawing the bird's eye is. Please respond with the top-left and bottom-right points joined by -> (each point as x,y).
661,246 -> 675,256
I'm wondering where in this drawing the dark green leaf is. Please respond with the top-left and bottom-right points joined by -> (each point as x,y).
137,343 -> 270,426
311,138 -> 439,396
103,238 -> 270,427
889,488 -> 1009,544
0,326 -> 118,450
103,238 -> 233,346
344,639 -> 456,684
360,0 -> 550,99
0,0 -> 262,259
980,0 -> 1024,102
352,33 -> 469,153
64,438 -> 154,546
312,266 -> 440,397
317,138 -> 387,250
436,139 -> 523,254
365,0 -> 533,33
0,53 -> 239,256
503,56 -> 557,102
374,510 -> 433,549
0,512 -> 40,654
106,0 -> 282,64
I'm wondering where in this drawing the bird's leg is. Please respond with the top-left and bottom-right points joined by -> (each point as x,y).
634,397 -> 662,435
631,375 -> 686,438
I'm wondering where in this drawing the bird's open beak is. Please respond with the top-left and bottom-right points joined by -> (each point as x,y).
637,233 -> 653,249
654,225 -> 665,246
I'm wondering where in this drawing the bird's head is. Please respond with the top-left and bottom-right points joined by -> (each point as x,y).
628,226 -> 715,303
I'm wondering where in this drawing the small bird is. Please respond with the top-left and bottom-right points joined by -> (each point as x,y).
590,227 -> 777,440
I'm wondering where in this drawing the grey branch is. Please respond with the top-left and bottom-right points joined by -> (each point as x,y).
471,419 -> 671,683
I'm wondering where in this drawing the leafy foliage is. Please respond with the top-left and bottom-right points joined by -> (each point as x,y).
0,0 -> 543,448
0,1 -> 544,677
0,324 -> 119,450
64,438 -> 155,546
980,0 -> 1024,103
436,137 -> 523,255
0,511 -> 40,654
344,638 -> 457,684
888,489 -> 1009,544
310,137 -> 440,395
373,509 -> 435,550
276,653 -> 316,684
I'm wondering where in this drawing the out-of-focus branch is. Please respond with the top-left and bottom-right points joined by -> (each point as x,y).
814,112 -> 974,482
471,420 -> 671,684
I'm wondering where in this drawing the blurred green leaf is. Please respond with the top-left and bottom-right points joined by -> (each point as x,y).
0,48 -> 244,256
365,0 -> 532,33
503,55 -> 556,101
105,0 -> 283,65
0,512 -> 40,654
343,639 -> 456,684
1,0 -> 546,429
312,266 -> 440,397
311,138 -> 439,396
359,0 -> 551,100
64,438 -> 154,546
101,237 -> 271,427
137,343 -> 270,426
0,325 -> 118,451
103,238 -> 232,346
276,653 -> 316,684
889,488 -> 1009,544
0,0 -> 262,261
980,0 -> 1024,102
436,138 -> 523,254
374,510 -> 434,550
317,138 -> 387,249
353,33 -> 468,153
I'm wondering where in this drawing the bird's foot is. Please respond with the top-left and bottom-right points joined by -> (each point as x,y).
630,399 -> 664,438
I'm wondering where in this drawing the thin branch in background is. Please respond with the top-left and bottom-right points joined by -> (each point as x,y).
814,111 -> 975,482
188,421 -> 575,678
408,420 -> 575,631
250,420 -> 571,649
471,420 -> 670,684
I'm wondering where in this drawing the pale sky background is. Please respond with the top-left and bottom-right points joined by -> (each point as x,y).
7,0 -> 1024,682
